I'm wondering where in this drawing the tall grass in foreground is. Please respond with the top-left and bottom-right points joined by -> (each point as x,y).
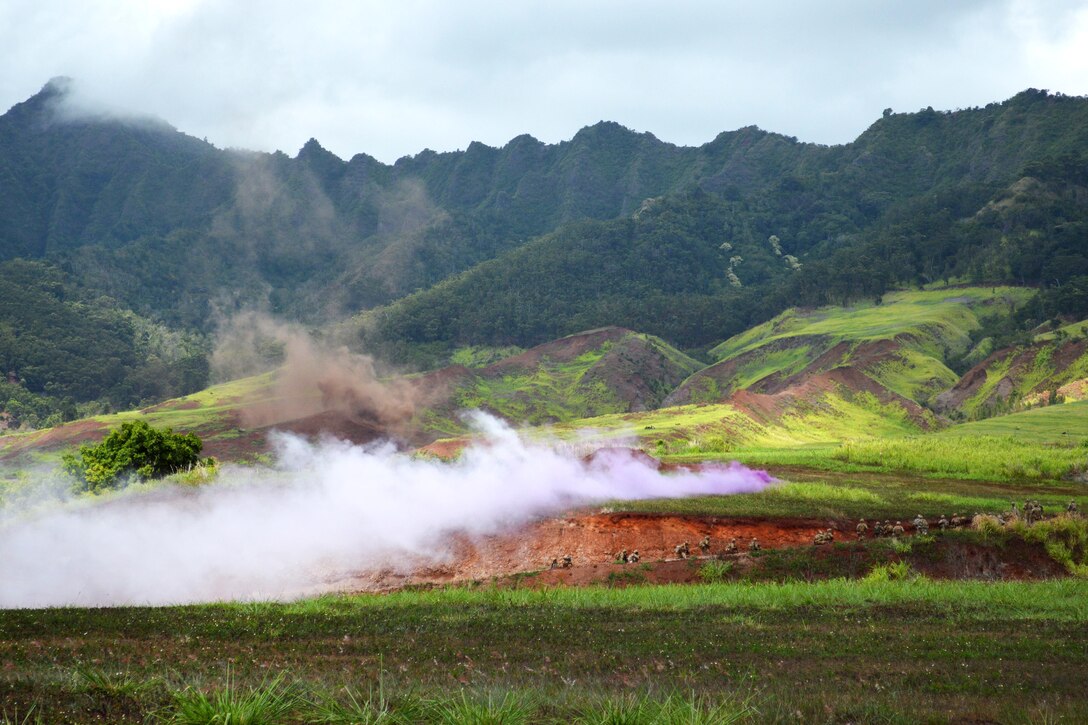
165,671 -> 298,724
277,578 -> 1088,620
832,435 -> 1087,481
0,706 -> 41,725
158,687 -> 756,725
574,692 -> 754,725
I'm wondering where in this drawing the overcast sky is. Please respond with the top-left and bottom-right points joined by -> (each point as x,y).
2,0 -> 1086,163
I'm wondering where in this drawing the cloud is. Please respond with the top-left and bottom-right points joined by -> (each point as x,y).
1,1 -> 1085,162
0,413 -> 773,607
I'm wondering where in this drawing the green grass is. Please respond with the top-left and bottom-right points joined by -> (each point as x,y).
449,344 -> 526,368
709,287 -> 1029,362
621,469 -> 1074,521
1034,318 -> 1088,342
3,580 -> 1088,723
550,388 -> 924,457
939,400 -> 1088,441
165,671 -> 298,725
866,346 -> 960,403
428,332 -> 703,434
694,287 -> 1029,410
453,344 -> 626,425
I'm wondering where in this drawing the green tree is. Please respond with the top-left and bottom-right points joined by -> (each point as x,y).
63,420 -> 202,492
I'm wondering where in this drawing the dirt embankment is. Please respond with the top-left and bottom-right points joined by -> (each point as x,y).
326,511 -> 1065,594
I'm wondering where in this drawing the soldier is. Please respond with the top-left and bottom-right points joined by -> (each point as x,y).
550,558 -> 559,569
950,513 -> 963,528
873,520 -> 885,537
813,530 -> 826,545
1068,499 -> 1079,515
938,514 -> 949,532
674,543 -> 687,559
749,538 -> 761,552
1010,501 -> 1019,519
616,549 -> 629,564
913,514 -> 928,536
629,550 -> 640,564
826,528 -> 835,543
682,541 -> 691,558
724,538 -> 738,554
561,554 -> 573,569
699,535 -> 711,554
856,519 -> 869,539
891,521 -> 905,537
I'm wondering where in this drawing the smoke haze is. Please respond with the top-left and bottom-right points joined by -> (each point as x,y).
210,311 -> 418,435
0,413 -> 772,608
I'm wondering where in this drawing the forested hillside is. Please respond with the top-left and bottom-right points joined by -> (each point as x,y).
2,79 -> 1088,424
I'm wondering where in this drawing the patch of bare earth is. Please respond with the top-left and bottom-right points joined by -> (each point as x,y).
319,509 -> 1066,595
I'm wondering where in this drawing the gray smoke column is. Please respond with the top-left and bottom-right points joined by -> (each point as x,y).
0,413 -> 773,608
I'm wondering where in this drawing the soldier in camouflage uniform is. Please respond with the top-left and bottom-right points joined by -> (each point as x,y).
616,549 -> 629,564
629,550 -> 640,563
748,538 -> 761,552
891,521 -> 905,537
561,554 -> 573,568
912,514 -> 928,536
856,519 -> 869,539
1068,500 -> 1079,515
938,514 -> 949,532
699,535 -> 711,554
724,538 -> 738,554
873,520 -> 885,537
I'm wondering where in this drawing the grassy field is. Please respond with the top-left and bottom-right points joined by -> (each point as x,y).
549,389 -> 923,453
2,578 -> 1086,723
709,287 -> 1030,363
692,287 -> 1030,409
940,399 -> 1088,440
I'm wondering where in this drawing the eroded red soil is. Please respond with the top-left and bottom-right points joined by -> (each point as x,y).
324,509 -> 1066,594
330,512 -> 841,593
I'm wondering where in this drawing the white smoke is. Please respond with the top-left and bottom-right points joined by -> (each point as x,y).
0,413 -> 772,608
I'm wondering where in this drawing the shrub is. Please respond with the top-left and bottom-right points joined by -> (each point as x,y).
864,561 -> 914,582
698,560 -> 734,583
63,420 -> 203,493
166,672 -> 298,725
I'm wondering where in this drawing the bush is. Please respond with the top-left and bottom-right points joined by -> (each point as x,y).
863,561 -> 915,582
698,560 -> 734,583
63,420 -> 203,493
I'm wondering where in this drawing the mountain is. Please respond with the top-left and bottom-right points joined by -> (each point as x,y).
2,80 -> 1088,422
361,90 -> 1088,361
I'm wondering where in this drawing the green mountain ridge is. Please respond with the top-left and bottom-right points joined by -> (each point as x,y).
3,81 -> 1088,422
